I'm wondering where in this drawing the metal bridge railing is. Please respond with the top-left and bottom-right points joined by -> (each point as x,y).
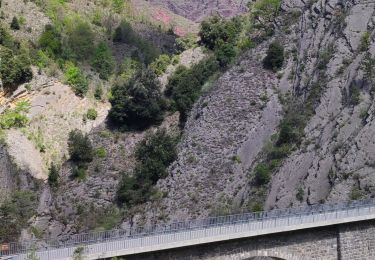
2,197 -> 375,257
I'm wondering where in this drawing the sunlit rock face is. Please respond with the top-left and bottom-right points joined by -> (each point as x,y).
148,0 -> 249,21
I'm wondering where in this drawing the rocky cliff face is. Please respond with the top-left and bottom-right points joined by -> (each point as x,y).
137,0 -> 375,224
3,0 -> 375,241
140,43 -> 282,223
267,0 -> 375,209
148,0 -> 249,21
0,143 -> 39,203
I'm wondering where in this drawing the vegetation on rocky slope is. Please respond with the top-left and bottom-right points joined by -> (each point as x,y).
6,0 -> 371,244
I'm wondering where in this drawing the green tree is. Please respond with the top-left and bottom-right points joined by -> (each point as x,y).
10,16 -> 20,30
109,68 -> 166,130
0,46 -> 32,91
0,191 -> 36,243
92,42 -> 115,80
64,62 -> 88,96
38,24 -> 62,58
214,43 -> 237,67
0,25 -> 15,48
254,163 -> 271,185
149,54 -> 171,75
135,129 -> 178,182
94,84 -> 103,100
68,129 -> 94,164
167,57 -> 219,121
113,20 -> 137,44
117,129 -> 178,207
175,33 -> 197,53
65,21 -> 94,60
263,41 -> 284,71
362,52 -> 375,88
199,16 -> 242,50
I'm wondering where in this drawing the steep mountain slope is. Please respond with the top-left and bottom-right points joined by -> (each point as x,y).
266,0 -> 375,209
2,0 -> 375,245
135,0 -> 375,223
140,43 -> 282,222
147,0 -> 249,21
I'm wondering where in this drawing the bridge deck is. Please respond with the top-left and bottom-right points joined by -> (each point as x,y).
3,199 -> 375,260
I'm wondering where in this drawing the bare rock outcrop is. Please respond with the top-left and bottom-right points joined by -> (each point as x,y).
148,0 -> 249,21
140,43 -> 282,224
266,0 -> 375,208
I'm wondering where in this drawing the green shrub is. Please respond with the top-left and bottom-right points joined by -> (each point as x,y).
149,54 -> 171,76
94,85 -> 103,100
135,129 -> 178,181
0,101 -> 30,129
68,129 -> 93,165
116,174 -> 145,207
64,62 -> 88,96
214,43 -> 237,67
317,46 -> 333,70
86,108 -> 98,120
72,166 -> 87,181
350,187 -> 364,200
362,53 -> 375,88
267,144 -> 291,160
359,32 -> 371,52
276,106 -> 305,146
0,191 -> 37,243
199,15 -> 242,50
175,34 -> 197,53
0,46 -> 32,90
38,24 -> 62,58
254,163 -> 271,185
34,50 -> 50,68
263,41 -> 284,71
296,187 -> 304,202
92,42 -> 115,80
166,57 -> 219,121
349,83 -> 361,106
251,202 -> 264,212
137,39 -> 161,65
0,25 -> 15,48
96,147 -> 106,158
10,16 -> 20,30
109,68 -> 166,130
117,129 -> 178,207
48,163 -> 59,188
113,20 -> 135,43
65,21 -> 94,60
251,0 -> 281,24
112,0 -> 124,13
117,58 -> 141,84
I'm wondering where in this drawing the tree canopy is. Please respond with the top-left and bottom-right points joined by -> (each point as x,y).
0,46 -> 32,91
109,68 -> 166,130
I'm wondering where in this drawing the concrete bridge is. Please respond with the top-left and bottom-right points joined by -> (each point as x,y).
3,199 -> 375,260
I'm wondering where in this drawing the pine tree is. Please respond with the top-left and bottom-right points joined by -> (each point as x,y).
10,16 -> 20,30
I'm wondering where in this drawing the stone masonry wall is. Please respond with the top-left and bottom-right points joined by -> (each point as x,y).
126,220 -> 375,260
339,220 -> 375,260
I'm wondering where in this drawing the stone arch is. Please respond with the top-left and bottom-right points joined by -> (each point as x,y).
238,249 -> 304,260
